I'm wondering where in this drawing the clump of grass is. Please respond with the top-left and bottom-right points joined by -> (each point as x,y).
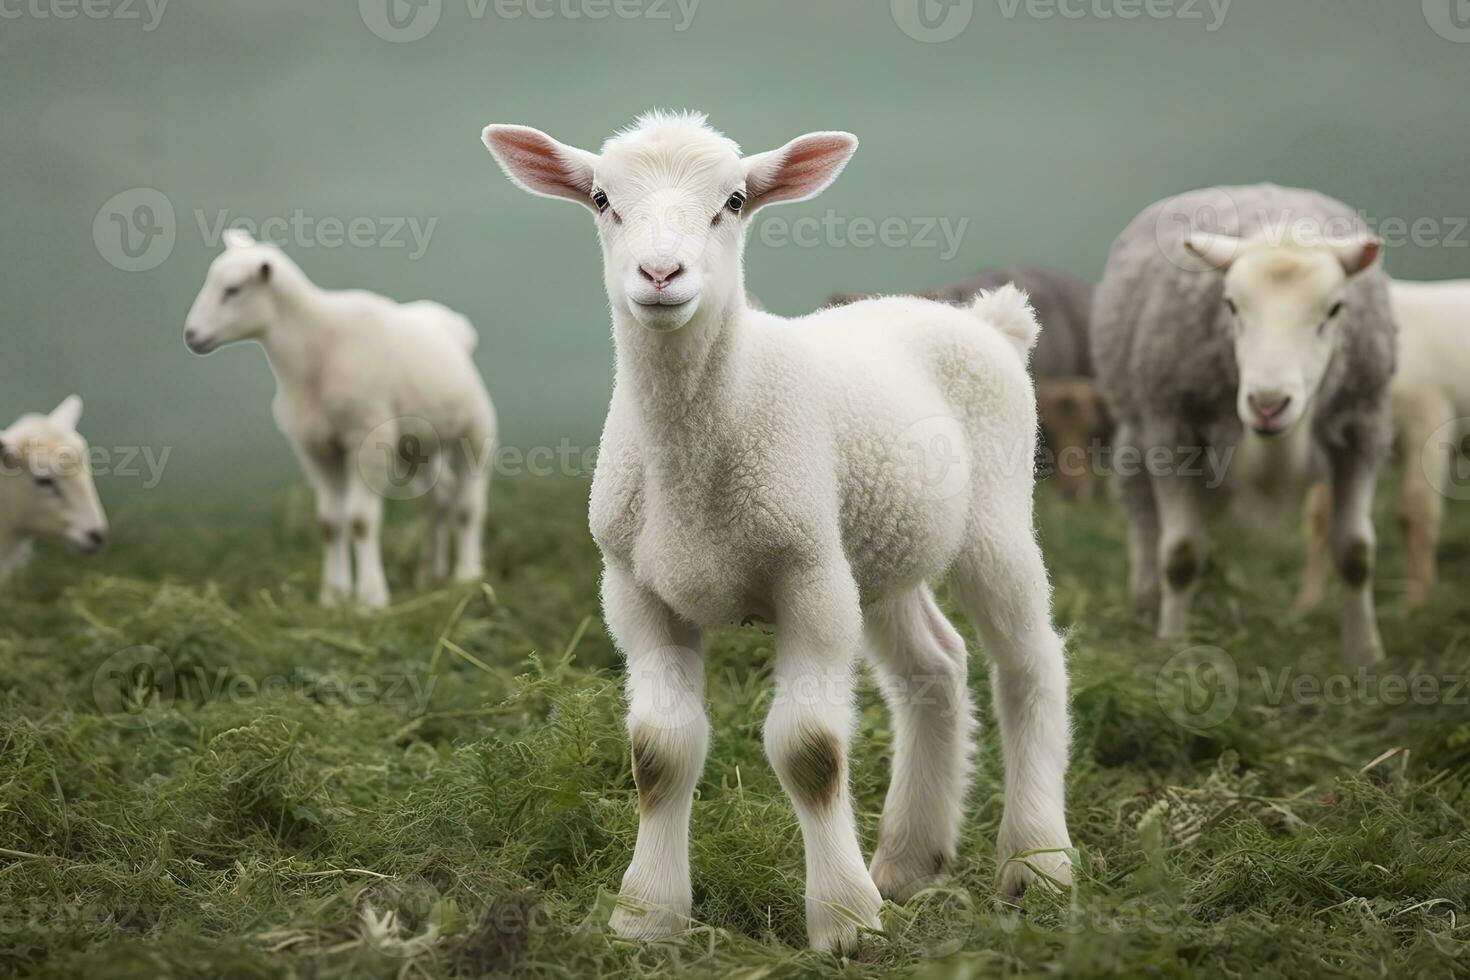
2,474 -> 1468,978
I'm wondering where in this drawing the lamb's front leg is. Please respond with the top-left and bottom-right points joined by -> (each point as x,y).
767,566 -> 882,954
345,443 -> 391,608
603,565 -> 707,942
1329,442 -> 1385,665
297,447 -> 350,606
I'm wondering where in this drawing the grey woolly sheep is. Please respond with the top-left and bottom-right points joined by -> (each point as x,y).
1091,183 -> 1396,664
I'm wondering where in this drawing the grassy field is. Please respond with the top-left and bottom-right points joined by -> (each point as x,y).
3,474 -> 1469,979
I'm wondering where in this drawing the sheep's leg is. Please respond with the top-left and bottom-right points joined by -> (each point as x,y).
345,443 -> 391,609
1116,422 -> 1161,610
416,478 -> 453,588
865,585 -> 975,903
1397,392 -> 1453,608
766,565 -> 881,953
1328,443 -> 1384,665
951,541 -> 1073,899
1293,481 -> 1334,613
604,565 -> 707,942
449,466 -> 489,583
1151,469 -> 1208,640
298,446 -> 351,606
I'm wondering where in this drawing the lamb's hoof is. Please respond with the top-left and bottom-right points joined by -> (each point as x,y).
356,589 -> 390,610
807,878 -> 883,955
870,845 -> 950,904
1404,586 -> 1431,610
1343,640 -> 1385,667
997,843 -> 1073,900
1291,589 -> 1324,615
320,588 -> 349,608
453,567 -> 485,585
609,895 -> 687,942
1128,585 -> 1158,615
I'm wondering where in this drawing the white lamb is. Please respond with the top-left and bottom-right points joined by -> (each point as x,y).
1297,279 -> 1470,610
483,111 -> 1073,953
184,231 -> 497,607
0,396 -> 109,582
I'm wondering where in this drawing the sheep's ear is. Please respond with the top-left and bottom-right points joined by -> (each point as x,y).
1183,232 -> 1245,272
482,125 -> 600,211
50,395 -> 83,430
0,434 -> 14,469
1328,235 -> 1382,277
223,228 -> 256,250
742,132 -> 858,213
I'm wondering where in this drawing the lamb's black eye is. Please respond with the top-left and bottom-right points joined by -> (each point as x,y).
727,191 -> 746,214
1224,297 -> 1238,316
592,190 -> 609,213
223,285 -> 241,300
34,474 -> 56,490
1327,301 -> 1345,319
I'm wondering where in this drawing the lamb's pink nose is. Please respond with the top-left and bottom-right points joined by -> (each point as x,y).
639,263 -> 684,290
1248,393 -> 1291,421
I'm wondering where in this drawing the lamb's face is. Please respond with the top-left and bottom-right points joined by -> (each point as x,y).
1185,232 -> 1381,437
483,112 -> 857,334
184,231 -> 281,355
592,126 -> 748,333
1,397 -> 108,553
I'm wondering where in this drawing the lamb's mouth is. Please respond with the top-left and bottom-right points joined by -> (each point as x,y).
632,296 -> 695,309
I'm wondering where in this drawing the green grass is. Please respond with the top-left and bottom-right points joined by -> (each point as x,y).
3,475 -> 1469,979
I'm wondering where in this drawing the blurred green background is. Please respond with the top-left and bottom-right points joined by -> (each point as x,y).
3,0 -> 1467,503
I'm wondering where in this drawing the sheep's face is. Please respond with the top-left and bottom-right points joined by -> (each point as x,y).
1,397 -> 108,553
184,231 -> 282,355
1185,232 -> 1381,437
484,112 -> 857,333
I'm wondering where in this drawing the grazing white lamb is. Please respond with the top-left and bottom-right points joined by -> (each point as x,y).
483,111 -> 1073,953
1092,185 -> 1396,666
0,396 -> 109,582
1297,279 -> 1470,610
184,230 -> 497,608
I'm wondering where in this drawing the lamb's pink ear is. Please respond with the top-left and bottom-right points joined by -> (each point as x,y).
1184,232 -> 1245,272
482,124 -> 600,211
50,395 -> 83,430
742,132 -> 858,213
1329,235 -> 1383,277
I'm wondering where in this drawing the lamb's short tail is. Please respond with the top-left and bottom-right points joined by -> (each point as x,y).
970,283 -> 1040,361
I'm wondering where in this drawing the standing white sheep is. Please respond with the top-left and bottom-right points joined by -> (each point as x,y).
0,396 -> 109,582
1092,185 -> 1396,665
1297,279 -> 1469,610
483,111 -> 1073,953
184,231 -> 497,607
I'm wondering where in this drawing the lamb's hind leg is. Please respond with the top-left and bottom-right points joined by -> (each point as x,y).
1328,434 -> 1386,665
951,533 -> 1073,898
866,585 -> 976,902
604,565 -> 707,942
416,477 -> 453,588
1116,422 -> 1162,611
766,564 -> 882,953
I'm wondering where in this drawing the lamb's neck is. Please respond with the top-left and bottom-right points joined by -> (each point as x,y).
259,285 -> 333,393
612,296 -> 746,439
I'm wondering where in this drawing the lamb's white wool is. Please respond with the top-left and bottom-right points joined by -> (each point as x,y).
1297,279 -> 1470,610
0,396 -> 108,582
484,111 -> 1073,953
183,232 -> 497,608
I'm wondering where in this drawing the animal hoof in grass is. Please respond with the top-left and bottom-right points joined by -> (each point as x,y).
870,845 -> 949,904
997,843 -> 1073,899
609,896 -> 686,942
806,877 -> 882,955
